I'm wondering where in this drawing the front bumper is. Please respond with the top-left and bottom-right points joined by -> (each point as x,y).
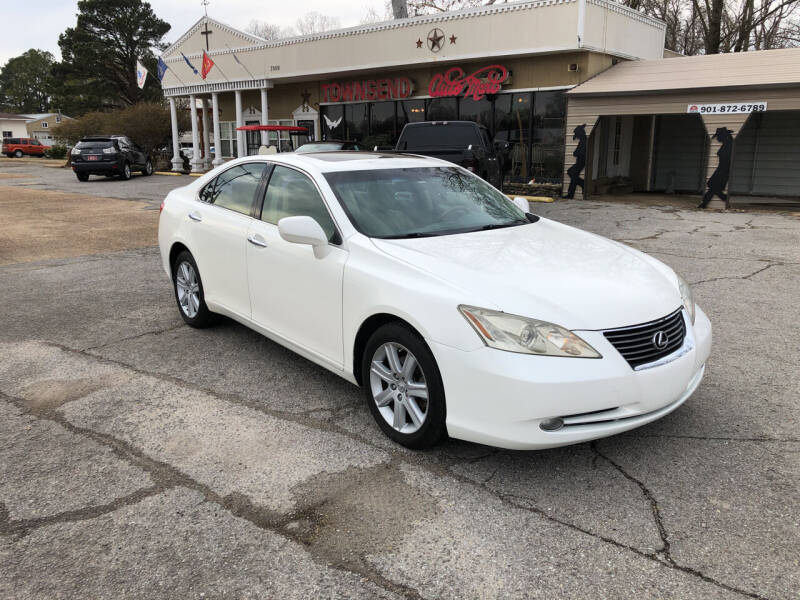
431,306 -> 712,450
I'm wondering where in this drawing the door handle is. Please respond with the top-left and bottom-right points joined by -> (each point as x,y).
188,211 -> 202,222
247,234 -> 267,248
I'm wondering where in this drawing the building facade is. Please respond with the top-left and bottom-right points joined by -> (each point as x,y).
160,0 -> 666,183
24,113 -> 71,144
563,48 -> 800,205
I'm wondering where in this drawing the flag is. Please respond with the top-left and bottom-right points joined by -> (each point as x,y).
181,52 -> 198,75
226,44 -> 255,79
135,60 -> 148,89
156,56 -> 168,81
201,50 -> 215,80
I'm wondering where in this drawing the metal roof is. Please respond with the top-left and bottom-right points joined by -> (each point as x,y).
568,48 -> 800,96
0,112 -> 31,120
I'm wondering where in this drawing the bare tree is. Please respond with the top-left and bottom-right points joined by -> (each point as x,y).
405,0 -> 503,15
294,12 -> 342,35
246,20 -> 290,40
621,0 -> 800,54
392,0 -> 409,18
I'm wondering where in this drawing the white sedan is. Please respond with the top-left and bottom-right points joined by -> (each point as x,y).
158,152 -> 711,450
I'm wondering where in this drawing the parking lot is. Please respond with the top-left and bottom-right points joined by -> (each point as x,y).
1,159 -> 798,599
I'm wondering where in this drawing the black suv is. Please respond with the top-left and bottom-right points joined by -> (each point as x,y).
70,135 -> 153,182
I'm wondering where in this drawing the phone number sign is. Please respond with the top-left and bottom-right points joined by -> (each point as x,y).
687,102 -> 767,114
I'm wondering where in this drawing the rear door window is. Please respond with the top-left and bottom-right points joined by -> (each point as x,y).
201,162 -> 267,216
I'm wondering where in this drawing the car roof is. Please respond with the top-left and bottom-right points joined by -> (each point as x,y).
228,151 -> 450,173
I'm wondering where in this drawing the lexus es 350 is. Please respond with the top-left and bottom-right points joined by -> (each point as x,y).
158,152 -> 711,450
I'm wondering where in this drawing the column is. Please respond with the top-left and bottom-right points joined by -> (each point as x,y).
235,89 -> 245,158
201,97 -> 211,170
260,88 -> 269,147
211,92 -> 223,167
169,97 -> 182,172
189,94 -> 202,172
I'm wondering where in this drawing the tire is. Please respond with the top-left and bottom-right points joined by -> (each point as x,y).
120,162 -> 131,180
14,150 -> 23,158
361,323 -> 446,449
172,251 -> 215,328
142,159 -> 153,176
76,173 -> 89,182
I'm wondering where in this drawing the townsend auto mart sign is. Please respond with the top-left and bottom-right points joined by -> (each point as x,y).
321,65 -> 509,103
429,65 -> 509,101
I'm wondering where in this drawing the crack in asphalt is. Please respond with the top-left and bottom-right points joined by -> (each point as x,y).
0,388 -> 417,600
80,322 -> 184,353
691,262 -> 786,285
588,442 -> 767,600
1,340 -> 773,599
638,434 -> 800,443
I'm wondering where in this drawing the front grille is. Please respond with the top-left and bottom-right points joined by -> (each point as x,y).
603,308 -> 685,369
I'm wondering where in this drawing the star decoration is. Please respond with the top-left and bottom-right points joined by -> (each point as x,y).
416,38 -> 423,48
449,34 -> 457,44
427,28 -> 444,52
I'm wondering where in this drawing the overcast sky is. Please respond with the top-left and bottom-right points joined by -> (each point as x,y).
1,0 -> 388,66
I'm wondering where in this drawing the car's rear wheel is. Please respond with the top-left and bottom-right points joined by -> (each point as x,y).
14,150 -> 23,158
142,159 -> 153,176
172,251 -> 215,328
362,323 -> 446,449
120,162 -> 131,180
76,173 -> 89,182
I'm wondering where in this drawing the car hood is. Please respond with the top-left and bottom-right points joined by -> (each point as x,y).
370,218 -> 681,330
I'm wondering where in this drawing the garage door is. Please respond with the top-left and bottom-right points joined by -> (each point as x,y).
730,111 -> 800,197
651,114 -> 707,193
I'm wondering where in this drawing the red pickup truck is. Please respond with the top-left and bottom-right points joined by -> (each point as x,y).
2,137 -> 50,158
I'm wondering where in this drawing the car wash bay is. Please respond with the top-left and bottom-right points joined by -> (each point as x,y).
560,49 -> 800,207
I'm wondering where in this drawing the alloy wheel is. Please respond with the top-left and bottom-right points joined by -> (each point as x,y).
175,261 -> 200,318
369,342 -> 429,434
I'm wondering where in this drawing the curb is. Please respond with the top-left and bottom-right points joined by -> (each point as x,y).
518,195 -> 555,203
154,171 -> 184,176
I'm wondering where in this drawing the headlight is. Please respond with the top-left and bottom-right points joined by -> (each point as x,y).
677,274 -> 696,325
459,305 -> 601,358
70,147 -> 81,155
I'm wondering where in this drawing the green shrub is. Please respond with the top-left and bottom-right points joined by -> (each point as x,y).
52,101 -> 190,158
45,144 -> 67,159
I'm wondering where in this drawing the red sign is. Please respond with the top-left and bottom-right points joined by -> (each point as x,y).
428,65 -> 509,101
322,77 -> 413,103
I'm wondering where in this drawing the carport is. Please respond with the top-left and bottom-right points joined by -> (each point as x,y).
562,48 -> 800,207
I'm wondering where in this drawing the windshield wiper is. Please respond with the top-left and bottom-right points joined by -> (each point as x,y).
379,231 -> 438,239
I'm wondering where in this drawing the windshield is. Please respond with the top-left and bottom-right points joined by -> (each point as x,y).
323,167 -> 529,239
296,142 -> 344,153
77,140 -> 115,150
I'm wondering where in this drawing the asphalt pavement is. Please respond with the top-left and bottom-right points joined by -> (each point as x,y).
1,159 -> 798,599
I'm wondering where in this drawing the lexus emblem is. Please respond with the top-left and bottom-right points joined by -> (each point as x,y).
652,330 -> 669,350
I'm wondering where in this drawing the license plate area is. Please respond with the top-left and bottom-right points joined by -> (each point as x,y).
87,155 -> 99,161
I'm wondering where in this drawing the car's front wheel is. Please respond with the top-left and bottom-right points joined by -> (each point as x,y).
172,251 -> 215,328
142,159 -> 153,176
14,150 -> 23,158
362,323 -> 446,449
120,162 -> 131,180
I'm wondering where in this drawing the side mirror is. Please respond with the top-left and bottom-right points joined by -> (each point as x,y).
278,216 -> 329,258
512,196 -> 529,213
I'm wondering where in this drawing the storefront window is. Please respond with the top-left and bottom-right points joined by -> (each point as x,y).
219,121 -> 237,158
426,98 -> 457,121
459,97 -> 493,130
321,105 -> 345,140
494,93 -> 532,182
532,91 -> 566,183
345,103 -> 369,142
368,101 -> 396,149
268,119 -> 295,152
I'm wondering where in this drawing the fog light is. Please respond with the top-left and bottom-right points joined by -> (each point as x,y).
539,417 -> 564,431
